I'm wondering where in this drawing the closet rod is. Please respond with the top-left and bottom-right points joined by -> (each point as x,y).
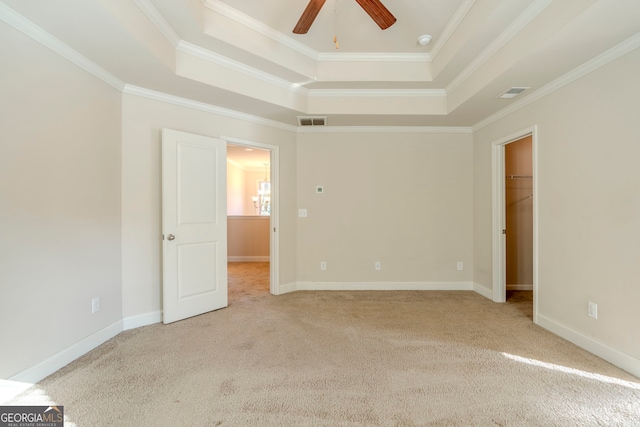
506,175 -> 532,179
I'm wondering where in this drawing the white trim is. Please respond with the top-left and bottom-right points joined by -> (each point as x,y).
473,283 -> 493,300
122,311 -> 162,330
318,52 -> 431,62
9,320 -> 123,384
297,126 -> 472,134
131,0 -> 180,47
228,256 -> 270,262
0,2 -> 125,91
123,85 -> 297,132
472,33 -> 640,131
429,0 -> 476,61
177,40 -> 309,95
506,284 -> 533,291
309,89 -> 446,98
491,126 -> 539,322
296,282 -> 474,291
491,141 -> 506,303
203,0 -> 433,64
445,0 -> 553,95
537,314 -> 640,378
277,282 -> 298,295
201,0 -> 318,60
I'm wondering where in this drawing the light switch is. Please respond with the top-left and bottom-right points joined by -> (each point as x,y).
298,208 -> 308,217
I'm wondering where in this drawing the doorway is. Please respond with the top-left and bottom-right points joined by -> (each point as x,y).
505,136 -> 533,317
224,137 -> 280,298
492,127 -> 538,322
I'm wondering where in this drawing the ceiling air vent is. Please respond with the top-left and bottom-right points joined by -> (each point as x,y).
298,116 -> 327,126
498,87 -> 530,99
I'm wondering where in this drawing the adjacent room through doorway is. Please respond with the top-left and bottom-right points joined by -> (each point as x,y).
226,144 -> 272,303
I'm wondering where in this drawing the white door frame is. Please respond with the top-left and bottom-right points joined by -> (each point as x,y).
491,125 -> 539,323
222,136 -> 280,295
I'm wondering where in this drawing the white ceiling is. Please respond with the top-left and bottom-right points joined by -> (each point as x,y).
1,0 -> 639,128
227,144 -> 270,171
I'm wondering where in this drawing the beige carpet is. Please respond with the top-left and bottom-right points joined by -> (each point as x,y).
8,264 -> 640,426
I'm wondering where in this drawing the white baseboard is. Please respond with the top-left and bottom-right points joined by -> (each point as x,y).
296,282 -> 474,291
473,283 -> 493,300
9,320 -> 123,384
536,314 -> 640,378
507,284 -> 533,291
228,256 -> 269,262
123,311 -> 162,330
276,282 -> 298,295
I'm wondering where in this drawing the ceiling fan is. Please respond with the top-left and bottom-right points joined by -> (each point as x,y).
293,0 -> 396,34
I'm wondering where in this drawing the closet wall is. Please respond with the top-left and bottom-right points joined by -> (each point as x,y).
505,136 -> 533,288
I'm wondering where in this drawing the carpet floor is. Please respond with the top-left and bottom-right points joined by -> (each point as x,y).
8,263 -> 640,426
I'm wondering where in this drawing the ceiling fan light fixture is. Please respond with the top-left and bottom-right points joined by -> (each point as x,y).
418,35 -> 432,46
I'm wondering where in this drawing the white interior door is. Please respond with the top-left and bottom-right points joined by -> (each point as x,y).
162,129 -> 227,324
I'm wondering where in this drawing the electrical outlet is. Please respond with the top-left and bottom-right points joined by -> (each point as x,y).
320,261 -> 327,271
92,297 -> 100,314
457,261 -> 463,271
588,302 -> 598,319
298,208 -> 308,218
375,261 -> 381,271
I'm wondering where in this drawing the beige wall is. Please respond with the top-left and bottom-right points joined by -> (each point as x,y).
227,160 -> 245,215
0,23 -> 122,378
121,95 -> 297,319
227,163 -> 271,216
296,131 -> 473,284
4,9 -> 639,382
227,216 -> 270,260
473,49 -> 640,362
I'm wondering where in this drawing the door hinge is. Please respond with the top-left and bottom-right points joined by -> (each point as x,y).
273,227 -> 276,232
502,229 -> 507,235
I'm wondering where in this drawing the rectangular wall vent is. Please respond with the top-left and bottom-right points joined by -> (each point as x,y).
298,116 -> 327,126
498,87 -> 530,99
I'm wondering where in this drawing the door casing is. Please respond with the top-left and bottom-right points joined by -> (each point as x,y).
491,126 -> 539,323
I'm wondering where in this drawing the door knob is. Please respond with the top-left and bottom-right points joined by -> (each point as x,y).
167,234 -> 175,241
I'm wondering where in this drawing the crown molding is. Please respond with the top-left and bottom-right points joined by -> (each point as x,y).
318,52 -> 431,62
309,89 -> 447,98
445,0 -> 554,95
176,41 -> 309,95
202,0 -> 318,60
0,2 -> 125,91
123,85 -> 297,133
297,126 -> 472,134
203,0 -> 435,65
131,0 -> 181,47
471,32 -> 640,132
429,0 -> 476,61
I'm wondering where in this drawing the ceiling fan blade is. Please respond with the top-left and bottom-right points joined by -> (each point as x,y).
354,0 -> 396,30
293,0 -> 326,34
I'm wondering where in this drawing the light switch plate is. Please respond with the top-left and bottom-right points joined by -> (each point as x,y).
298,208 -> 308,217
